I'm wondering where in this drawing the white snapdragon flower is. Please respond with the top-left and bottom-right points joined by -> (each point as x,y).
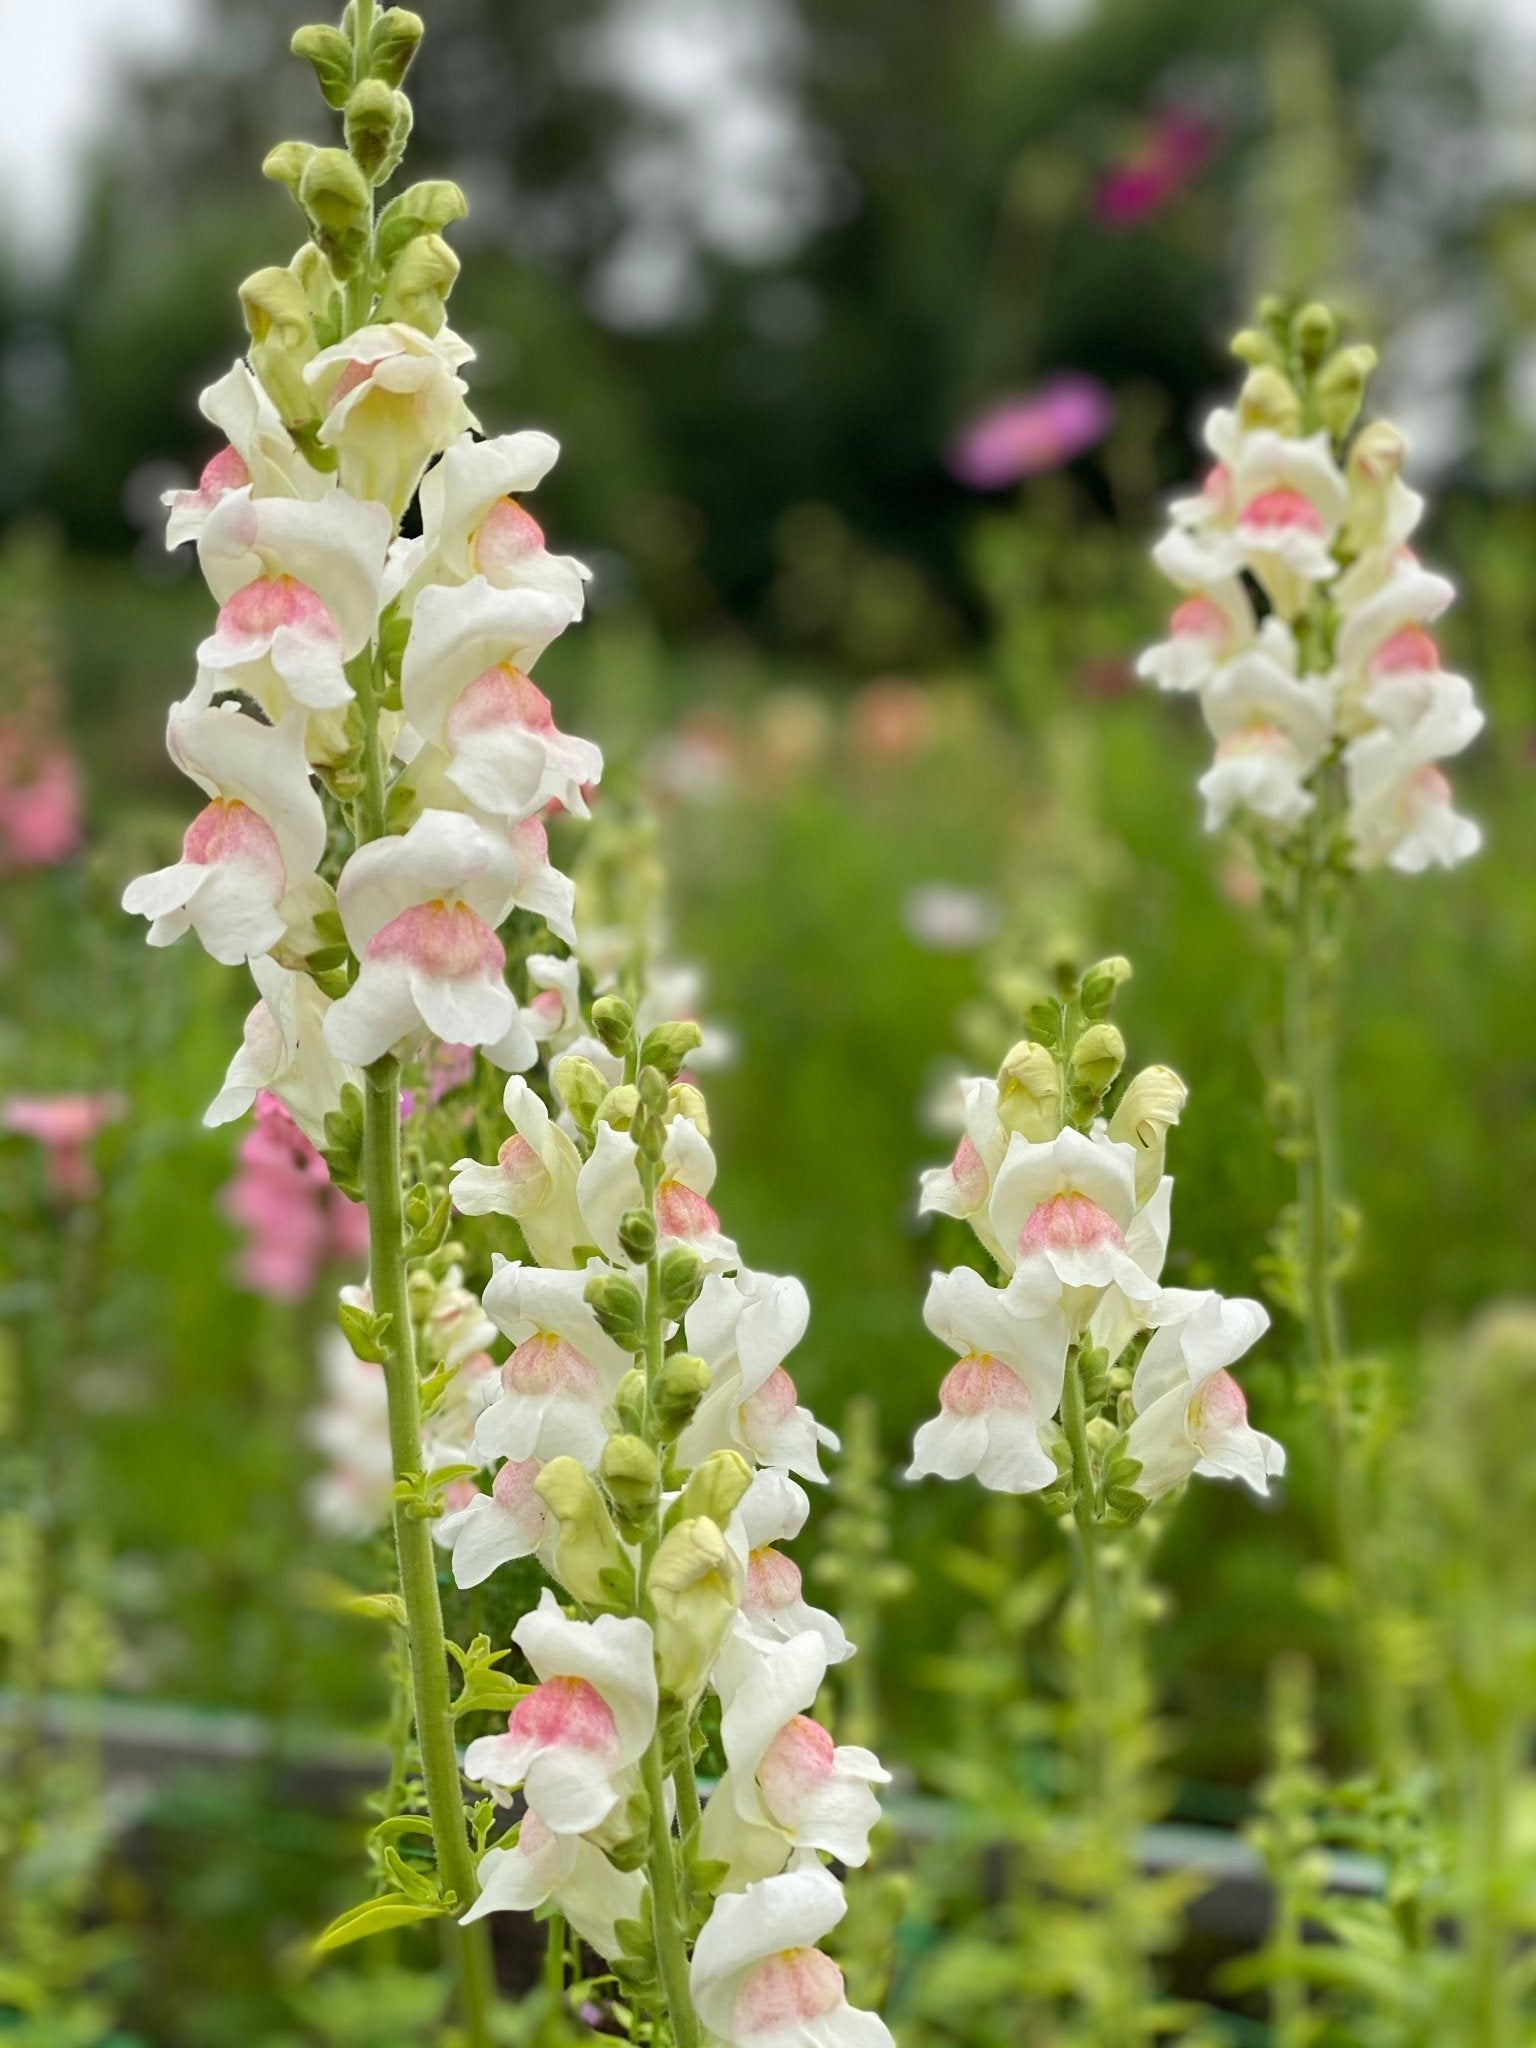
1125,1289 -> 1283,1501
680,1269 -> 836,1484
440,1455 -> 557,1590
122,702 -> 326,964
1332,550 -> 1455,693
1344,735 -> 1483,874
1196,635 -> 1333,833
195,487 -> 392,715
578,1116 -> 739,1272
462,1591 -> 657,1836
306,1334 -> 395,1538
473,1258 -> 633,1468
305,322 -> 478,517
691,1864 -> 894,2048
907,1263 -> 1068,1494
461,1810 -> 644,1959
163,360 -> 331,546
1086,1176 -> 1174,1365
700,1633 -> 889,1889
986,1126 -> 1158,1329
728,1468 -> 853,1665
449,1077 -> 587,1265
917,1076 -> 1008,1264
407,429 -> 590,617
324,810 -> 530,1064
204,957 -> 359,1145
1225,428 -> 1347,615
1136,528 -> 1256,694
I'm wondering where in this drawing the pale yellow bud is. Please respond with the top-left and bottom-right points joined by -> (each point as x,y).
1237,366 -> 1303,435
1108,1064 -> 1188,1206
377,232 -> 460,335
672,1449 -> 753,1529
997,1040 -> 1061,1141
535,1457 -> 634,1611
648,1516 -> 743,1704
1342,420 -> 1410,554
238,266 -> 319,426
1069,1023 -> 1125,1101
668,1082 -> 709,1136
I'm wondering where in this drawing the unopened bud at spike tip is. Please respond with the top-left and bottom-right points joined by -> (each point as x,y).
369,7 -> 426,88
1237,365 -> 1303,436
292,23 -> 355,109
1069,1022 -> 1126,1100
591,995 -> 635,1057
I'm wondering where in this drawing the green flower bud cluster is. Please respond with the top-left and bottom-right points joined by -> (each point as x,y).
1022,955 -> 1136,1132
1230,297 -> 1381,446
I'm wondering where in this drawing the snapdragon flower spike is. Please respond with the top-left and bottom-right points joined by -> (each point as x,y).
729,1469 -> 854,1665
196,487 -> 392,714
162,361 -> 331,546
987,1125 -> 1159,1329
1125,1289 -> 1283,1500
691,1863 -> 895,2048
462,1811 -> 644,1960
1143,327 -> 1484,871
122,702 -> 326,964
204,957 -> 359,1144
449,1077 -> 588,1264
907,1263 -> 1068,1494
473,1259 -> 633,1467
305,322 -> 478,518
325,808 -> 527,1064
462,1590 -> 657,1835
701,1633 -> 890,1888
680,1269 -> 836,1483
578,1116 -> 739,1271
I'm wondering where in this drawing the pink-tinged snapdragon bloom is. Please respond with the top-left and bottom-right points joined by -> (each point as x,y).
678,1269 -> 837,1485
577,1116 -> 739,1273
325,808 -> 536,1066
1093,107 -> 1219,228
449,1076 -> 588,1265
122,702 -> 327,965
472,1257 -> 633,1468
1,1092 -> 125,1202
461,1808 -> 644,1958
162,361 -> 331,548
462,1590 -> 657,1835
305,322 -> 478,519
1136,529 -> 1257,695
701,1632 -> 889,1890
439,1454 -> 556,1590
728,1468 -> 852,1665
0,730 -> 82,871
204,957 -> 359,1147
946,374 -> 1114,491
917,1076 -> 1008,1265
396,429 -> 590,618
220,1091 -> 368,1302
1126,1288 -> 1282,1500
691,1864 -> 894,2048
195,486 -> 393,716
1196,634 -> 1333,833
907,1263 -> 1068,1494
986,1125 -> 1160,1332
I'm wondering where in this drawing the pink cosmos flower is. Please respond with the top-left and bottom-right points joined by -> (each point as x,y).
220,1091 -> 369,1302
1093,107 -> 1220,229
2,1092 -> 125,1202
946,374 -> 1114,491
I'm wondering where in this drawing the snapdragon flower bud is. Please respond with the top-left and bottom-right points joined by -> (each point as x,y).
585,1271 -> 646,1352
639,1020 -> 704,1081
656,1246 -> 704,1320
1079,955 -> 1132,1018
649,1516 -> 743,1705
1315,345 -> 1378,439
298,148 -> 372,278
997,1040 -> 1061,1141
1069,1022 -> 1125,1101
555,1056 -> 610,1140
291,22 -> 353,109
671,1448 -> 753,1529
637,1066 -> 668,1115
668,1082 -> 709,1135
239,267 -> 320,425
368,6 -> 425,88
377,232 -> 459,336
1237,366 -> 1302,435
535,1457 -> 635,1611
601,1434 -> 661,1535
345,79 -> 411,182
591,995 -> 635,1057
1292,301 -> 1337,367
617,1207 -> 657,1264
1109,1063 -> 1187,1205
376,179 -> 468,269
596,1085 -> 640,1131
653,1352 -> 711,1436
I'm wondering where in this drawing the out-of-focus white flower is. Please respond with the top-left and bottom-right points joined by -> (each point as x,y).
461,1810 -> 643,1958
1196,637 -> 1332,833
901,883 -> 999,953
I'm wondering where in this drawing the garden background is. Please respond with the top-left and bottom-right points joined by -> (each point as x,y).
3,0 -> 1534,2041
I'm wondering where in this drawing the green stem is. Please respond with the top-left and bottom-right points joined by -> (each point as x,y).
362,1061 -> 496,2046
545,1910 -> 567,1998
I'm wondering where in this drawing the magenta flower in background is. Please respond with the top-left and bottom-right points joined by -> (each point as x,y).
1093,106 -> 1220,230
221,1091 -> 370,1302
947,374 -> 1114,491
2,1092 -> 126,1202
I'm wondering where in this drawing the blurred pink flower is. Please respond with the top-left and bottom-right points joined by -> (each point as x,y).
947,375 -> 1114,491
427,1042 -> 478,1102
848,678 -> 934,764
1093,107 -> 1219,229
221,1091 -> 370,1302
0,729 -> 82,871
2,1092 -> 125,1201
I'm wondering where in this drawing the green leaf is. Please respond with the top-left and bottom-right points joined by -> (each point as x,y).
339,1300 -> 393,1364
312,1892 -> 452,1955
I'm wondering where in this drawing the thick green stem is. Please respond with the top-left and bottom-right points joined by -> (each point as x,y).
544,1910 -> 567,1998
362,1062 -> 496,2045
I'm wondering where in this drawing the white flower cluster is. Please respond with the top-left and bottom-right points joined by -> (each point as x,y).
1139,373 -> 1483,875
908,1007 -> 1284,1508
126,335 -> 595,1102
441,1057 -> 892,2045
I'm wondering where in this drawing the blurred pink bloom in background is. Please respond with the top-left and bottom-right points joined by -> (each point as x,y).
0,727 -> 82,871
1093,107 -> 1220,229
947,374 -> 1114,491
221,1091 -> 370,1302
2,1092 -> 126,1201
